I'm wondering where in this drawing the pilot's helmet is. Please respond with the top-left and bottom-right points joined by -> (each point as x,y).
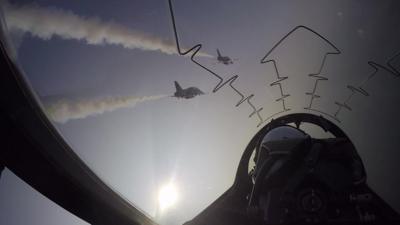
254,122 -> 366,188
261,125 -> 307,143
256,125 -> 308,162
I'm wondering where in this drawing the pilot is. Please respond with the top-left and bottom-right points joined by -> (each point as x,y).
185,114 -> 400,225
248,124 -> 397,225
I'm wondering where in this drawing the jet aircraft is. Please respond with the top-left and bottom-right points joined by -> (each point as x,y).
173,81 -> 204,99
216,49 -> 235,65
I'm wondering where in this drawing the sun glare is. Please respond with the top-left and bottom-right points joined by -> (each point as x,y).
158,182 -> 179,211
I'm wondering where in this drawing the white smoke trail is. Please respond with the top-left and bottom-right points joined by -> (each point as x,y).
44,95 -> 167,123
1,1 -> 212,57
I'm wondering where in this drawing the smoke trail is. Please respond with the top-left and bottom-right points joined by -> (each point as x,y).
1,1 -> 212,57
44,95 -> 166,123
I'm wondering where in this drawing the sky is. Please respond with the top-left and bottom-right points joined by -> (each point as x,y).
1,0 -> 400,225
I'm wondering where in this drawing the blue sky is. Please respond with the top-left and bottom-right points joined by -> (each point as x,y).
1,1 -> 400,225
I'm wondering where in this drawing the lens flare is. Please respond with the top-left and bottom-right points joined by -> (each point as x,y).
158,182 -> 178,211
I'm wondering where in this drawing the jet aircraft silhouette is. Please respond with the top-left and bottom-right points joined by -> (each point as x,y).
173,81 -> 204,99
216,49 -> 235,65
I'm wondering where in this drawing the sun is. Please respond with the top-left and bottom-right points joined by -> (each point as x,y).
158,182 -> 179,211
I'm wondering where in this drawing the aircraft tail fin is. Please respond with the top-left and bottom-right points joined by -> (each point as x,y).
174,81 -> 183,93
216,49 -> 222,57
